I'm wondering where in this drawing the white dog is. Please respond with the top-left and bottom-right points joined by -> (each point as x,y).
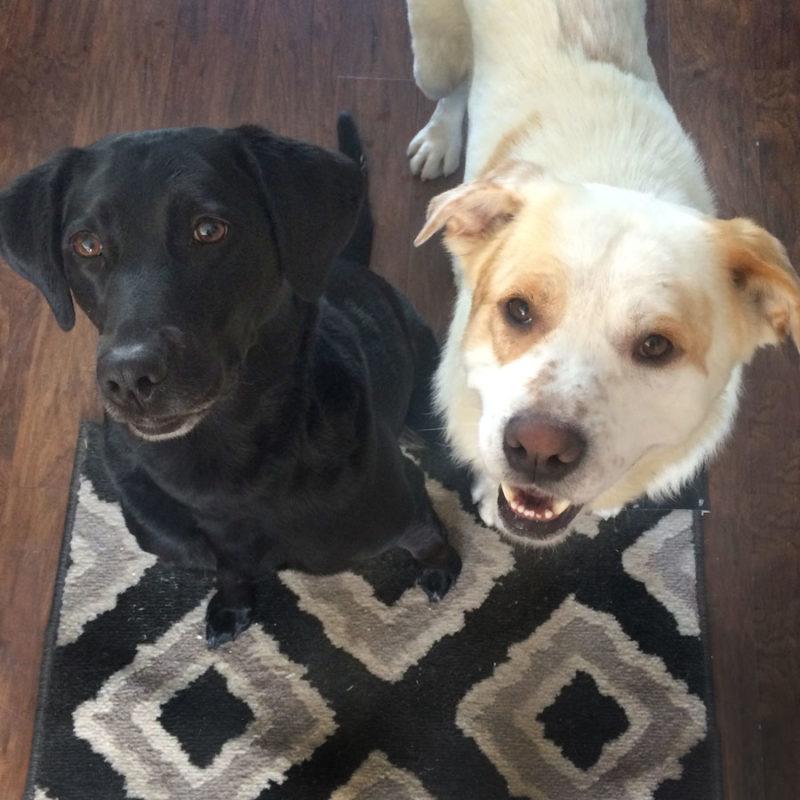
408,0 -> 800,544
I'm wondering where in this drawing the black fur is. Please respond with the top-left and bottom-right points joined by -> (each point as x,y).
0,115 -> 460,646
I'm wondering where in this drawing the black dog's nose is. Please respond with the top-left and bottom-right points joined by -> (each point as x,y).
98,343 -> 168,409
503,413 -> 586,482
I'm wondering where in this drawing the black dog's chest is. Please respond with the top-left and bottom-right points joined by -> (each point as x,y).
133,440 -> 372,571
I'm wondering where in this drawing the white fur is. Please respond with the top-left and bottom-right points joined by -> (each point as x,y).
407,0 -> 769,542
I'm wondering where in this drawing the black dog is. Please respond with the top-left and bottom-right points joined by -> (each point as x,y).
0,115 -> 461,647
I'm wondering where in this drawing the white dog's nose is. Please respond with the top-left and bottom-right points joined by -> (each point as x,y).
503,414 -> 586,482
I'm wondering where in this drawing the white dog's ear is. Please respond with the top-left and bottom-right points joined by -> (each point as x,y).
414,161 -> 541,251
716,218 -> 800,354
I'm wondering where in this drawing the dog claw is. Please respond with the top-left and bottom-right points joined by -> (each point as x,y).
418,569 -> 451,601
417,546 -> 462,602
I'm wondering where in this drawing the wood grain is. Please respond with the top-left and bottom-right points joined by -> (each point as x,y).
0,3 -> 798,798
667,2 -> 800,798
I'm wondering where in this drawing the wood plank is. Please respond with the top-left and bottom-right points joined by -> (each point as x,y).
0,487 -> 76,795
70,0 -> 181,141
335,77 -> 422,299
645,0 -> 671,94
668,2 -> 765,794
747,2 -> 800,796
668,1 -> 800,798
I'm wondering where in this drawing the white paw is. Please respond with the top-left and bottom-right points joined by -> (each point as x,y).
471,476 -> 500,529
408,114 -> 463,181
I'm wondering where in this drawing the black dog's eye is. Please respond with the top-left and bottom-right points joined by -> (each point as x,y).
193,217 -> 228,244
636,334 -> 674,362
70,231 -> 103,258
505,297 -> 533,327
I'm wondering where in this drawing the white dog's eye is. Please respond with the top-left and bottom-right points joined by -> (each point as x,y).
505,297 -> 533,326
636,334 -> 674,362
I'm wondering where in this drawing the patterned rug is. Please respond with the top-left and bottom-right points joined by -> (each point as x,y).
27,423 -> 719,800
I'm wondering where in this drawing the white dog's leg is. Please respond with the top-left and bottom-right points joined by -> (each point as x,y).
407,82 -> 467,180
407,0 -> 472,100
406,0 -> 471,179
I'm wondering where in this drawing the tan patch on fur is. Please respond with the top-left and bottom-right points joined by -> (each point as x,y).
462,187 -> 568,365
464,252 -> 568,366
414,180 -> 522,249
415,162 -> 544,249
713,218 -> 800,358
677,287 -> 713,372
479,112 -> 542,176
626,292 -> 712,374
657,311 -> 711,374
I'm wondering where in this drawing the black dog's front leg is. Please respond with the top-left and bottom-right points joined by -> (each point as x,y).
114,467 -> 217,571
205,568 -> 256,649
111,462 -> 255,647
399,457 -> 462,602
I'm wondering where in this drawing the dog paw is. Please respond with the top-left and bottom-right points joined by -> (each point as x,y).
205,592 -> 254,649
408,112 -> 463,180
417,545 -> 462,602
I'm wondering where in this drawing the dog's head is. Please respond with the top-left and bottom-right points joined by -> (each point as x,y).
0,127 -> 362,440
417,163 -> 800,544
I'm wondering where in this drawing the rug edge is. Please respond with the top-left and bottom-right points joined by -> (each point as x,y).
694,509 -> 725,800
23,424 -> 89,800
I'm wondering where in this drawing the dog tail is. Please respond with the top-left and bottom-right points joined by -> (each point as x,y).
337,112 -> 373,267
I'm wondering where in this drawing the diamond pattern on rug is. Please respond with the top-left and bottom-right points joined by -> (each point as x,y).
330,751 -> 436,800
158,667 -> 255,769
57,481 -> 157,646
622,511 -> 700,636
72,601 -> 336,800
27,425 -> 718,799
279,477 -> 515,682
456,596 -> 706,800
537,670 -> 630,771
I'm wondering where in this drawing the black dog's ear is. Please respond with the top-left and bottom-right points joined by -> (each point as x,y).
233,125 -> 364,301
0,150 -> 79,331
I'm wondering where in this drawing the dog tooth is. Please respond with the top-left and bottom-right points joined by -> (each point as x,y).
544,510 -> 554,520
552,498 -> 570,515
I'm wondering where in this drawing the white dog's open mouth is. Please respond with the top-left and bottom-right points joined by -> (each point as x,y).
498,484 -> 582,540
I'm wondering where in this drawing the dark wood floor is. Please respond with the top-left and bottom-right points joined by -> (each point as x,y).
0,2 -> 797,797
